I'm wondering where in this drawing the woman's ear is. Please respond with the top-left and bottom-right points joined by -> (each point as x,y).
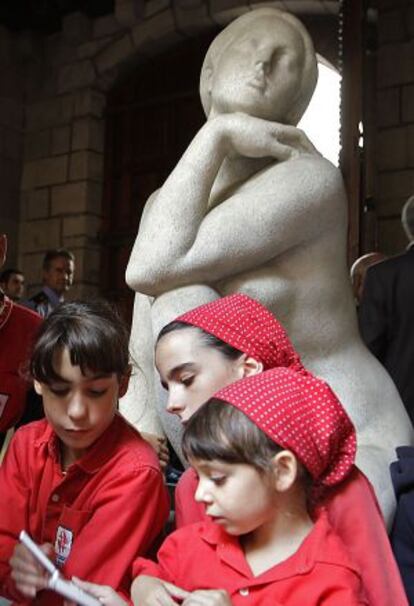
271,450 -> 298,492
34,380 -> 43,396
242,356 -> 264,377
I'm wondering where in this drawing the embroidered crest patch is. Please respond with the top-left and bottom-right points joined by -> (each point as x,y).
55,526 -> 73,567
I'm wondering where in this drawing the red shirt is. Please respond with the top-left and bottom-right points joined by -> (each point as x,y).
175,466 -> 408,606
0,414 -> 170,605
0,298 -> 42,432
133,512 -> 368,605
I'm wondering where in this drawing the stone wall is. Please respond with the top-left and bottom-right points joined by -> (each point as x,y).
375,0 -> 414,253
14,0 -> 337,296
0,27 -> 25,267
20,13 -> 108,298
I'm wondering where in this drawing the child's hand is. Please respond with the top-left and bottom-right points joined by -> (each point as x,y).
131,575 -> 189,605
183,589 -> 233,606
9,541 -> 53,597
64,577 -> 128,606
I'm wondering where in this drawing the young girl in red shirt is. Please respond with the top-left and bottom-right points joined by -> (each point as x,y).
130,367 -> 367,605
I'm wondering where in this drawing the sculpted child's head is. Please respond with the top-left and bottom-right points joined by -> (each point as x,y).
200,8 -> 318,125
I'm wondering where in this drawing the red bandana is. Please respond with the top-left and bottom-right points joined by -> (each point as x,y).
214,367 -> 356,487
177,294 -> 304,372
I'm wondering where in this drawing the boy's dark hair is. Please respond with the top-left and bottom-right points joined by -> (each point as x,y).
29,300 -> 130,383
157,321 -> 243,362
43,248 -> 75,271
0,268 -> 23,283
182,398 -> 284,473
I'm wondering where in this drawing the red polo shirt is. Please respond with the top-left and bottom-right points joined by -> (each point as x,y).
0,298 -> 42,433
175,465 -> 408,606
133,512 -> 368,605
0,414 -> 169,604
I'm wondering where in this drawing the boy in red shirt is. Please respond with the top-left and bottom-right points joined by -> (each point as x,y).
0,300 -> 169,605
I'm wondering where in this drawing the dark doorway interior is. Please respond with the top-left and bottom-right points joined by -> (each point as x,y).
101,32 -> 218,323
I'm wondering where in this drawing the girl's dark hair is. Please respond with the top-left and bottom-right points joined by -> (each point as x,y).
157,321 -> 243,361
29,300 -> 130,383
182,398 -> 283,473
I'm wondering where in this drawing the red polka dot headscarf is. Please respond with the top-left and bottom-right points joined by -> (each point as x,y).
213,367 -> 356,487
176,294 -> 304,373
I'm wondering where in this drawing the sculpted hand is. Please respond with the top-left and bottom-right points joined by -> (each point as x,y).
216,112 -> 318,161
10,541 -> 53,597
63,577 -> 128,606
131,575 -> 190,606
141,432 -> 170,469
182,589 -> 233,606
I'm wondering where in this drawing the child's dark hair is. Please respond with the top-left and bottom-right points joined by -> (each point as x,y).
29,300 -> 130,384
182,398 -> 284,473
157,321 -> 243,361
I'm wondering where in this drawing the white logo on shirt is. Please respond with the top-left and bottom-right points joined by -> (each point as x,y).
55,526 -> 73,567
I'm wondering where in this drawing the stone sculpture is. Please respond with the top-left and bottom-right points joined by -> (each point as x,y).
121,7 -> 413,524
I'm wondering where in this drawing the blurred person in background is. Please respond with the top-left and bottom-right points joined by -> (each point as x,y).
0,268 -> 25,302
23,249 -> 75,318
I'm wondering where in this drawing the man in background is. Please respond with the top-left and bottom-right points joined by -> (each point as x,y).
359,195 -> 414,422
23,248 -> 75,318
0,269 -> 25,302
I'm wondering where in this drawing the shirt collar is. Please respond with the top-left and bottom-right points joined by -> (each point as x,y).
43,286 -> 63,306
36,414 -> 124,474
198,510 -> 359,584
199,520 -> 252,578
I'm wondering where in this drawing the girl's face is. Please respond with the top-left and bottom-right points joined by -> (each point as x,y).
34,347 -> 129,468
155,328 -> 246,424
192,458 -> 278,535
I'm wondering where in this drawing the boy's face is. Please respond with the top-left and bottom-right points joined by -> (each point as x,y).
192,459 -> 278,535
34,347 -> 128,468
3,272 -> 25,300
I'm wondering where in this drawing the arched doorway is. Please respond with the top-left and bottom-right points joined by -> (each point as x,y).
100,32 -> 218,323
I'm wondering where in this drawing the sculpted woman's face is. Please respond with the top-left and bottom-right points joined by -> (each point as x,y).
155,328 -> 247,424
208,16 -> 308,122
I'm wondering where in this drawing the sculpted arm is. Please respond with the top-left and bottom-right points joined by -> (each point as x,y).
126,114 -> 341,295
